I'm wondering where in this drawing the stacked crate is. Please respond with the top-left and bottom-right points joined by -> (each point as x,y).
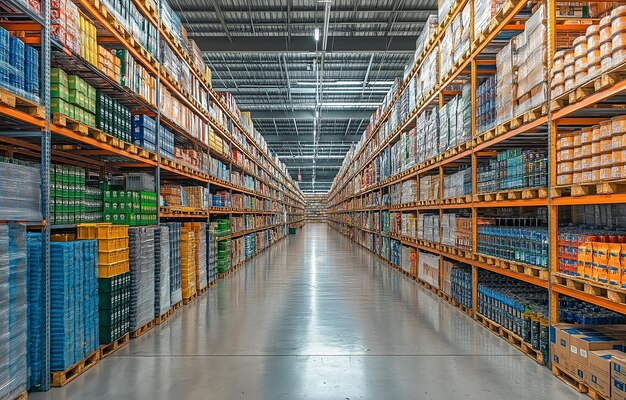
77,223 -> 130,345
50,238 -> 99,372
129,227 -> 155,332
154,226 -> 171,319
50,68 -> 96,126
0,224 -> 28,399
180,226 -> 197,300
216,219 -> 231,274
166,223 -> 183,305
27,232 -> 44,388
207,222 -> 218,284
51,164 -> 86,225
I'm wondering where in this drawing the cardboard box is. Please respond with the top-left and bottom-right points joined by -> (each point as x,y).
570,334 -> 623,381
590,350 -> 626,397
551,325 -> 598,374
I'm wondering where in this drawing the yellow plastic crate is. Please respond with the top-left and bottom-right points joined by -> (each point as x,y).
97,237 -> 129,251
79,223 -> 129,239
98,260 -> 130,278
98,248 -> 130,264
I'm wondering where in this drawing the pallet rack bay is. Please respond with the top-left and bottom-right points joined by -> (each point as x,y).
304,194 -> 328,223
0,0 -> 304,394
328,0 -> 626,397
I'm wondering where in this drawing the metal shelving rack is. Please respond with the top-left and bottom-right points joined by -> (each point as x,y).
327,0 -> 626,370
0,0 -> 304,393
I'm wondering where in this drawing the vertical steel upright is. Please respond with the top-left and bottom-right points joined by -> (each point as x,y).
40,0 -> 52,388
155,0 -> 161,226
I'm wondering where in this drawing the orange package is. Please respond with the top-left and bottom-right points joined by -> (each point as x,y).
621,244 -> 626,289
578,242 -> 593,278
608,243 -> 621,286
593,242 -> 609,283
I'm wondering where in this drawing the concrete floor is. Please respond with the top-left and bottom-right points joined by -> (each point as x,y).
33,223 -> 584,400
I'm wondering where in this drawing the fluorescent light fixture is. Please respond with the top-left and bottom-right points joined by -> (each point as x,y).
315,110 -> 319,118
319,102 -> 381,107
314,28 -> 320,41
370,81 -> 395,85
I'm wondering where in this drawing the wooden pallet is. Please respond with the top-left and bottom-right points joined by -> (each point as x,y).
100,333 -> 130,359
183,292 -> 198,305
553,274 -> 626,305
10,392 -> 27,400
587,387 -> 610,400
552,364 -> 588,394
0,88 -> 45,118
130,319 -> 155,339
155,301 -> 180,325
197,285 -> 209,296
218,269 -> 232,279
476,314 -> 545,365
51,349 -> 101,387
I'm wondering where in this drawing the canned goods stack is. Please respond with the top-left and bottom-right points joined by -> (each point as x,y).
558,296 -> 626,324
50,239 -> 99,371
447,262 -> 472,308
0,27 -> 40,102
154,226 -> 171,318
51,165 -> 87,225
128,227 -> 155,331
556,116 -> 626,184
180,226 -> 197,300
166,223 -> 183,305
0,224 -> 28,399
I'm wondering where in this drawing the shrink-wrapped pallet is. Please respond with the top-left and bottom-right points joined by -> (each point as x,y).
418,251 -> 440,288
154,226 -> 171,318
0,224 -> 28,398
0,159 -> 42,221
129,227 -> 155,331
180,228 -> 197,300
166,223 -> 183,305
496,42 -> 516,124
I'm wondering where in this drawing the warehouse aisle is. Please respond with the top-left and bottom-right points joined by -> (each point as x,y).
32,224 -> 583,400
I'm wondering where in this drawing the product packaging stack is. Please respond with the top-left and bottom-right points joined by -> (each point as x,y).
474,0 -> 505,39
443,169 -> 471,198
477,76 -> 497,133
50,239 -> 99,371
455,217 -> 473,250
451,264 -> 473,308
166,223 -> 183,305
0,224 -> 28,399
0,158 -> 42,221
401,213 -> 416,238
414,15 -> 438,63
206,223 -> 218,284
441,214 -> 457,246
417,48 -> 439,101
418,251 -> 440,288
129,226 -> 155,332
217,219 -> 232,273
401,179 -> 416,204
418,214 -> 440,243
401,245 -> 416,275
419,175 -> 440,201
496,42 -> 516,124
514,5 -> 548,117
440,4 -> 471,78
154,226 -> 171,319
180,226 -> 197,301
27,232 -> 44,388
187,222 -> 208,292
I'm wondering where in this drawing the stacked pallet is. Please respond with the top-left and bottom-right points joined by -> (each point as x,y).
207,223 -> 218,284
77,223 -> 131,346
50,239 -> 99,375
0,224 -> 29,399
27,232 -> 45,388
166,222 -> 183,305
129,227 -> 155,333
180,227 -> 197,301
185,222 -> 207,292
154,226 -> 171,318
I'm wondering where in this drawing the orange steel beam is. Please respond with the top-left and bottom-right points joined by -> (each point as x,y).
474,198 -> 548,208
553,284 -> 626,314
0,22 -> 42,31
474,116 -> 549,152
553,193 -> 626,206
0,105 -> 45,127
553,78 -> 626,119
475,260 -> 549,288
556,117 -> 609,125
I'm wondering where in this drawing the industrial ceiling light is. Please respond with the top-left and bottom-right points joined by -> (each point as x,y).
314,28 -> 320,41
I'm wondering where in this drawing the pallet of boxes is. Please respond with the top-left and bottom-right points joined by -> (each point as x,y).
181,224 -> 197,304
552,324 -> 626,400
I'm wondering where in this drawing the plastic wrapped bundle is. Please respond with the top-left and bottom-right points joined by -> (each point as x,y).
180,228 -> 197,300
0,159 -> 42,221
129,227 -> 155,331
50,240 -> 99,371
154,226 -> 171,317
0,224 -> 28,399
166,223 -> 182,305
27,232 -> 44,388
418,251 -> 440,288
207,223 -> 218,284
186,222 -> 207,291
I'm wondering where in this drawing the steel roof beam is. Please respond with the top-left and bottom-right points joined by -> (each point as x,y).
264,134 -> 362,142
251,110 -> 372,119
190,36 -> 416,53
